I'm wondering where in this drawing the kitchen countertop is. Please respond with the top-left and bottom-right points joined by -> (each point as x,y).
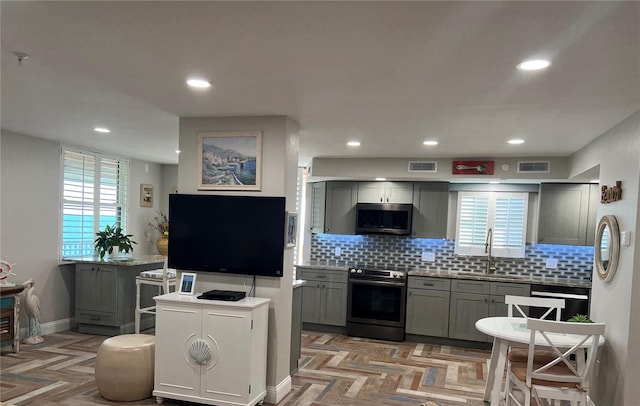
295,263 -> 591,288
61,255 -> 166,266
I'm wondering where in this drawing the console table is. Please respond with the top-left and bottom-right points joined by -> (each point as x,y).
153,292 -> 270,406
1,285 -> 26,353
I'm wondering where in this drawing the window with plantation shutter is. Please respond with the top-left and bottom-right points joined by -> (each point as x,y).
455,191 -> 528,258
61,148 -> 129,257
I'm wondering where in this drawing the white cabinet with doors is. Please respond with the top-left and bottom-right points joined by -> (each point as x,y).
153,292 -> 269,406
357,181 -> 414,204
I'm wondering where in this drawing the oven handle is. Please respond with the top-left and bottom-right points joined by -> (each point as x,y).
349,279 -> 406,287
531,291 -> 589,300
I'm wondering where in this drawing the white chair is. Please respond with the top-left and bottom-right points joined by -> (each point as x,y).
506,295 -> 565,363
505,295 -> 565,321
505,318 -> 605,406
134,259 -> 176,333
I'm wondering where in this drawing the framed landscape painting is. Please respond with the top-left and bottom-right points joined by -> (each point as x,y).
198,131 -> 262,191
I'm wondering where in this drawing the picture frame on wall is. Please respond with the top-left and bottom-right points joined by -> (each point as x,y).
286,211 -> 298,248
197,131 -> 262,191
140,184 -> 153,207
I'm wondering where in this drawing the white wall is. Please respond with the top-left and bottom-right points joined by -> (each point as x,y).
570,109 -> 640,405
0,130 -> 170,328
178,116 -> 299,401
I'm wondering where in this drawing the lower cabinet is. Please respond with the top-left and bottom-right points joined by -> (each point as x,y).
448,280 -> 530,342
299,268 -> 348,326
153,293 -> 270,406
406,277 -> 450,337
75,261 -> 163,335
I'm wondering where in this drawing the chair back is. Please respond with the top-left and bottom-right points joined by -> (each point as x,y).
525,318 -> 605,388
505,295 -> 565,321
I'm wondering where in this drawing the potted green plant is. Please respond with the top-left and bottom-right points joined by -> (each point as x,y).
94,224 -> 137,259
567,314 -> 593,323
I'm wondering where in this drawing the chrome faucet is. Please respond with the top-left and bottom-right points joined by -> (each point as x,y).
485,228 -> 496,274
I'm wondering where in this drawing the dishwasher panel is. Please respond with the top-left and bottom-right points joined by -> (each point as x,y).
529,284 -> 590,321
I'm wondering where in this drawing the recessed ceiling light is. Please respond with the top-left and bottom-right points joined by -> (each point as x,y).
590,179 -> 599,183
93,127 -> 110,133
375,177 -> 386,181
175,149 -> 181,154
423,140 -> 439,146
347,141 -> 361,147
508,139 -> 525,145
186,78 -> 211,88
517,59 -> 551,71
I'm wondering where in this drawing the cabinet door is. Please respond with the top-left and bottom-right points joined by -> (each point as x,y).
301,283 -> 321,323
319,282 -> 347,326
325,182 -> 358,234
448,292 -> 489,342
76,264 -> 118,314
154,302 -> 202,398
411,182 -> 449,238
310,182 -> 326,234
357,182 -> 386,203
406,288 -> 450,337
201,308 -> 252,403
385,182 -> 414,204
538,184 -> 590,245
489,296 -> 508,317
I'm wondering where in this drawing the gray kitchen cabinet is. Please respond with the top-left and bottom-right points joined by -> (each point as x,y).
449,279 -> 530,342
538,183 -> 599,246
291,283 -> 304,374
411,182 -> 449,238
299,269 -> 348,326
406,276 -> 451,337
358,181 -> 414,204
75,260 -> 164,335
310,182 -> 326,234
324,182 -> 358,234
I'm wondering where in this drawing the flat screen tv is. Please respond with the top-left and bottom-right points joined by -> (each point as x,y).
168,194 -> 286,277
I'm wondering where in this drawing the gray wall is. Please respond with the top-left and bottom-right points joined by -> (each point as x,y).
177,116 -> 299,400
0,129 -> 174,330
570,109 -> 640,405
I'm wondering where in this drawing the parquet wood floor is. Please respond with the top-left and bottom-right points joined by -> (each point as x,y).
0,330 -> 498,406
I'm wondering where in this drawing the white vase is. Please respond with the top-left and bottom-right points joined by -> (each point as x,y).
109,246 -> 120,258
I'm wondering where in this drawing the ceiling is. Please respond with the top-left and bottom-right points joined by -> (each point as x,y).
2,1 -> 638,167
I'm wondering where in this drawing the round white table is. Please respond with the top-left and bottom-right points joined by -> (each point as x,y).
475,317 -> 605,405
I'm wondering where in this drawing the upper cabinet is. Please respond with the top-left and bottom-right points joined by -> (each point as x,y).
537,183 -> 599,246
310,181 -> 358,234
412,182 -> 449,239
357,181 -> 413,204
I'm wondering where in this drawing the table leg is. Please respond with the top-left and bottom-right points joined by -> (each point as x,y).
484,337 -> 509,404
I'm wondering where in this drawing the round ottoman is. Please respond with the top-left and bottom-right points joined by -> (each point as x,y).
95,334 -> 155,401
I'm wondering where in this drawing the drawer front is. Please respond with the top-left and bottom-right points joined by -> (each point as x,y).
298,269 -> 348,284
490,282 -> 530,297
408,276 -> 450,291
76,311 -> 118,326
451,279 -> 491,294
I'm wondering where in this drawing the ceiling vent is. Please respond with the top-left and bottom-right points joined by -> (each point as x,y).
517,161 -> 550,173
408,161 -> 437,173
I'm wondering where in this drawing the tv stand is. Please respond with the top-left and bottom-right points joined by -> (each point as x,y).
153,292 -> 270,406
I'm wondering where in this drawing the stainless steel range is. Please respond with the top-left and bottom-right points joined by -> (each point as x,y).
346,267 -> 407,342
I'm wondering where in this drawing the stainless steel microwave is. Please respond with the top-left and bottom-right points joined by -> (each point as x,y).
355,203 -> 413,235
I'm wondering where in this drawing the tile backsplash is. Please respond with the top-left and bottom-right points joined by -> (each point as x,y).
309,234 -> 593,282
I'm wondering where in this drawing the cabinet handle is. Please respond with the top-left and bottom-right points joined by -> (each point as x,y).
484,298 -> 488,303
316,275 -> 327,279
490,299 -> 495,304
380,197 -> 383,202
422,283 -> 435,287
386,197 -> 389,202
408,292 -> 412,297
91,317 -> 101,321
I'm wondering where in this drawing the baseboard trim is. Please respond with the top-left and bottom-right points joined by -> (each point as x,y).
265,375 -> 291,404
19,317 -> 77,340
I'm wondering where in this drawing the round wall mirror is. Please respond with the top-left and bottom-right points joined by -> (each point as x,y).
595,215 -> 620,282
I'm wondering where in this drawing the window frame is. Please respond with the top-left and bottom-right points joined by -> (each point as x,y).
60,147 -> 130,258
455,191 -> 528,259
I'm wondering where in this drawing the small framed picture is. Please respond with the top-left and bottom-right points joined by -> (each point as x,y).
286,211 -> 298,248
179,272 -> 197,295
140,184 -> 154,207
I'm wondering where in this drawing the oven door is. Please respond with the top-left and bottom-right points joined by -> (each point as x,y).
347,279 -> 406,328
